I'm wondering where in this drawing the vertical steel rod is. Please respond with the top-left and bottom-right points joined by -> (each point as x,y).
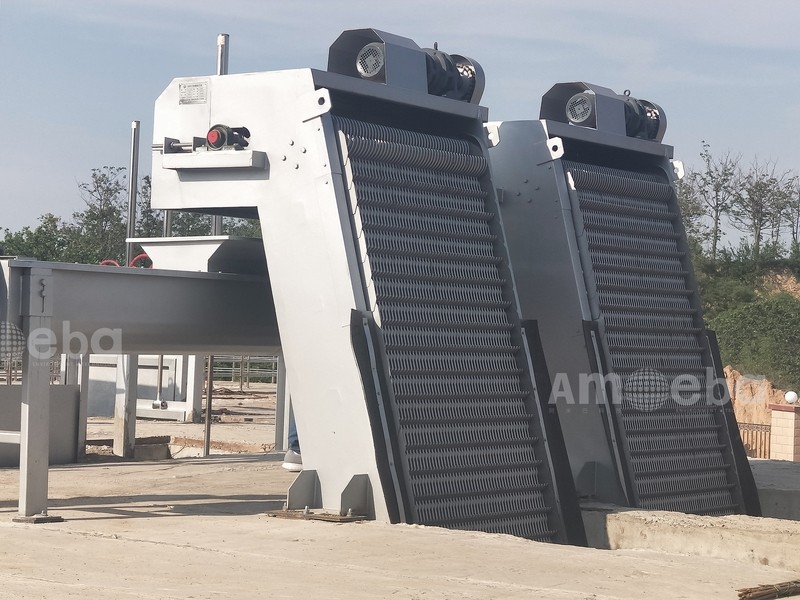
216,33 -> 229,76
77,353 -> 90,460
211,33 -> 229,236
163,210 -> 173,237
154,354 -> 165,409
203,355 -> 214,457
125,120 -> 141,266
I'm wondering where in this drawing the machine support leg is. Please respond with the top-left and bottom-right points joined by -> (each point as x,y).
16,268 -> 60,521
274,351 -> 289,452
186,354 -> 205,423
114,354 -> 138,458
77,353 -> 90,460
62,354 -> 79,385
18,314 -> 53,518
203,355 -> 214,457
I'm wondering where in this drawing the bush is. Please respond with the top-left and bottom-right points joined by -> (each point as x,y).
697,272 -> 758,320
710,293 -> 800,391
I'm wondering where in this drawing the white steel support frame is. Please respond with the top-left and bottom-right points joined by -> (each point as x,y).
114,354 -> 139,458
60,353 -> 90,459
273,352 -> 290,452
18,269 -> 58,519
0,258 -> 280,519
77,354 -> 90,459
185,355 -> 206,423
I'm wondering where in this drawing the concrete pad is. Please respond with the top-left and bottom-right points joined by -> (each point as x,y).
132,443 -> 172,461
750,458 -> 800,521
1,455 -> 798,600
582,503 -> 800,572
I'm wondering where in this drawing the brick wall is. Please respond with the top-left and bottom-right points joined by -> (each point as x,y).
770,404 -> 800,462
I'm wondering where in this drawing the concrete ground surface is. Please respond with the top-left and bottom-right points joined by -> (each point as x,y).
1,454 -> 799,600
2,389 -> 800,599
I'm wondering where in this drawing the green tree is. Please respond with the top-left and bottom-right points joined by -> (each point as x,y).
786,178 -> 800,246
162,214 -> 262,238
675,173 -> 707,262
711,293 -> 800,391
136,175 -> 163,238
2,213 -> 77,262
729,159 -> 793,262
224,217 -> 262,238
170,212 -> 212,236
70,166 -> 128,264
693,142 -> 739,261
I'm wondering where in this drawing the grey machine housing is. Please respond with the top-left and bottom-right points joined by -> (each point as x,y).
486,82 -> 760,515
150,29 -> 585,543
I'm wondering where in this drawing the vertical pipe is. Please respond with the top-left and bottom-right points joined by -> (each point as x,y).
163,211 -> 173,237
211,33 -> 229,237
216,33 -> 229,77
77,353 -> 90,460
125,121 -> 141,267
153,354 -> 165,409
203,355 -> 214,457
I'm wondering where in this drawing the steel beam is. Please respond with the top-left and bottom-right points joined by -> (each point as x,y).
0,259 -> 281,518
0,431 -> 21,444
1,259 -> 280,355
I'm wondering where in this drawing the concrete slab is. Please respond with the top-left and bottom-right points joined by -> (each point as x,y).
1,455 -> 798,600
582,502 -> 800,572
750,458 -> 800,521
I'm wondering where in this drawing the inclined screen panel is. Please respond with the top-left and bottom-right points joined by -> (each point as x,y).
336,116 -> 561,540
564,160 -> 740,515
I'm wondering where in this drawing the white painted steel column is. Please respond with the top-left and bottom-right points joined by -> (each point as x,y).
18,269 -> 54,517
211,33 -> 229,236
274,351 -> 289,452
77,353 -> 90,459
114,354 -> 139,458
185,355 -> 205,423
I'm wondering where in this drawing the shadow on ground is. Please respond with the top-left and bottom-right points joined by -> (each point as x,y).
0,493 -> 287,520
0,453 -> 291,520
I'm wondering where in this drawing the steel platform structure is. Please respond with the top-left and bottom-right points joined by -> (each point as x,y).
0,258 -> 279,517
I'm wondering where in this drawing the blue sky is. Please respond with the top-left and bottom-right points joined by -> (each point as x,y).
2,1 -> 798,233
